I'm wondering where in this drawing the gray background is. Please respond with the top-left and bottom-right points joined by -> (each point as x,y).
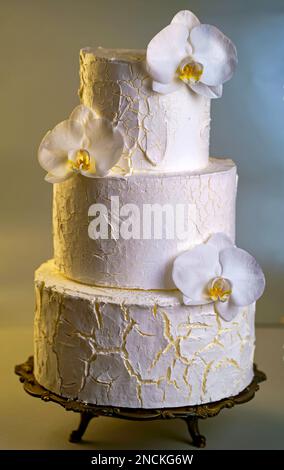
1,0 -> 284,326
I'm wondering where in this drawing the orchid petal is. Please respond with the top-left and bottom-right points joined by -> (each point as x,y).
86,118 -> 124,176
220,247 -> 265,307
152,79 -> 181,94
190,24 -> 238,86
146,23 -> 189,84
183,295 -> 213,306
207,233 -> 234,253
38,144 -> 67,174
39,119 -> 84,155
171,10 -> 200,32
215,300 -> 241,322
172,244 -> 221,302
38,119 -> 83,179
69,105 -> 97,125
45,171 -> 73,184
189,82 -> 223,98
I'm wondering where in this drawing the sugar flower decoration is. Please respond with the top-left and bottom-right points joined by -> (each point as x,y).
172,233 -> 265,321
146,10 -> 238,98
38,105 -> 124,183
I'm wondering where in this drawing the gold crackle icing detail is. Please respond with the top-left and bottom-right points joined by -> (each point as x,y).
34,263 -> 256,408
79,48 -> 211,174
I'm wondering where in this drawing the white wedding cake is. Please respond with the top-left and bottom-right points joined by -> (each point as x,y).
34,10 -> 265,408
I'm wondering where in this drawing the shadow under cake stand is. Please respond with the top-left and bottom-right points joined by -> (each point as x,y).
15,357 -> 266,448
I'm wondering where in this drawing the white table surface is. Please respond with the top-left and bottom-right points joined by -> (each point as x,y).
1,326 -> 283,450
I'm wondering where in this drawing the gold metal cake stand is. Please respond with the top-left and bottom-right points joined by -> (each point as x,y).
15,357 -> 266,448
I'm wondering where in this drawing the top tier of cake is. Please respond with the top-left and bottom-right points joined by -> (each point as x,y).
79,47 -> 211,175
38,10 -> 238,184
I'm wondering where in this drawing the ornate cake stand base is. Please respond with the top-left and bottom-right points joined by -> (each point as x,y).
15,357 -> 266,448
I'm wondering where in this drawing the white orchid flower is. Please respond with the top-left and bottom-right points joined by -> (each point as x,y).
172,233 -> 265,321
38,105 -> 124,183
146,10 -> 238,98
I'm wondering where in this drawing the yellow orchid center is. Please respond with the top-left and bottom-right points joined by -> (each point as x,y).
208,277 -> 232,303
71,149 -> 94,172
178,61 -> 203,84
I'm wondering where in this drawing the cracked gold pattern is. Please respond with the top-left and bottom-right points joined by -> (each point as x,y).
79,48 -> 211,174
34,261 -> 255,409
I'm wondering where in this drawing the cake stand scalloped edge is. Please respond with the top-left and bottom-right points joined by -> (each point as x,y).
15,357 -> 266,448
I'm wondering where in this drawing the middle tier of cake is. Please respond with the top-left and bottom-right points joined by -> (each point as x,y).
53,158 -> 237,290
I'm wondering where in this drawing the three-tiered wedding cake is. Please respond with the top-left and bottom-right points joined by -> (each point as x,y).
34,10 -> 265,408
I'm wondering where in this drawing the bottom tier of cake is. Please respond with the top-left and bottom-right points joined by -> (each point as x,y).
34,261 -> 255,409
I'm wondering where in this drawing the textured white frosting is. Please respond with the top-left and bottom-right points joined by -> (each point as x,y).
34,261 -> 255,408
53,158 -> 237,290
79,47 -> 211,174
